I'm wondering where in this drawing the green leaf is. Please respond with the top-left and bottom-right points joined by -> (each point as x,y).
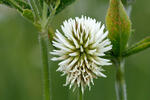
106,0 -> 132,57
0,0 -> 12,7
15,0 -> 31,9
0,0 -> 23,12
22,9 -> 34,22
0,0 -> 31,12
44,0 -> 75,14
123,36 -> 150,57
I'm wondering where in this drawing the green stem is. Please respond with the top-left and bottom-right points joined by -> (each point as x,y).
39,2 -> 51,100
35,0 -> 42,15
39,2 -> 53,100
45,0 -> 60,28
28,0 -> 41,21
114,58 -> 127,100
78,89 -> 84,100
41,2 -> 48,30
39,31 -> 51,100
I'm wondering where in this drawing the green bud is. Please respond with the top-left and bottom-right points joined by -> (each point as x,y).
22,9 -> 34,22
106,0 -> 131,57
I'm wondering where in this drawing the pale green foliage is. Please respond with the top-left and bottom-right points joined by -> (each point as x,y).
0,0 -> 76,25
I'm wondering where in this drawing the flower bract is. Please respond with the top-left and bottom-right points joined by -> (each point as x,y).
51,16 -> 112,93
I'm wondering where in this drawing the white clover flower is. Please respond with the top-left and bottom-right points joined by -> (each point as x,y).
50,16 -> 112,93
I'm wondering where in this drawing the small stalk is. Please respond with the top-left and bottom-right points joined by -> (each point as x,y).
28,0 -> 41,21
39,2 -> 51,100
78,89 -> 84,100
45,0 -> 60,28
114,58 -> 127,100
39,30 -> 52,100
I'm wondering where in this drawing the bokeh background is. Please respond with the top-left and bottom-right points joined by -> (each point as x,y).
0,0 -> 150,100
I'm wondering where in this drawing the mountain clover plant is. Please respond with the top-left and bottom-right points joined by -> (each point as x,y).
1,0 -> 150,100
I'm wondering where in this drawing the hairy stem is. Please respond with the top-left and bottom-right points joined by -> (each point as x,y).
78,89 -> 84,100
41,2 -> 48,30
28,0 -> 41,21
45,0 -> 60,28
39,31 -> 51,100
39,2 -> 52,100
114,58 -> 127,100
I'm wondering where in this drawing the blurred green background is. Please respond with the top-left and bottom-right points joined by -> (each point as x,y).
0,0 -> 150,100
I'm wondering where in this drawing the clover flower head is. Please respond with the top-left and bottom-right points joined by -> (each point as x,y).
50,16 -> 112,93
